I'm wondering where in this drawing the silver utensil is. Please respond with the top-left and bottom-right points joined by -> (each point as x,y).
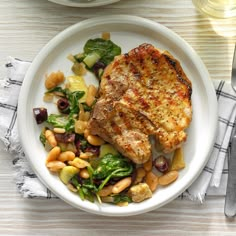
224,44 -> 236,217
231,45 -> 236,91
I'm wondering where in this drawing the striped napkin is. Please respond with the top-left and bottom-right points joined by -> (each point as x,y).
0,57 -> 235,201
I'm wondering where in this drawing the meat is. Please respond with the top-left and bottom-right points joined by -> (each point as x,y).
88,43 -> 192,164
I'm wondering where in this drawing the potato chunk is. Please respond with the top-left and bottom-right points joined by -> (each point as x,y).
170,147 -> 185,171
128,183 -> 152,203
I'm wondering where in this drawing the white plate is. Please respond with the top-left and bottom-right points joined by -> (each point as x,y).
18,15 -> 217,216
48,0 -> 120,7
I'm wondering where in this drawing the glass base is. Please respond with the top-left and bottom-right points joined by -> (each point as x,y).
192,0 -> 236,18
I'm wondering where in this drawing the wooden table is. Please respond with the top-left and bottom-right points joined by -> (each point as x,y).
0,0 -> 235,235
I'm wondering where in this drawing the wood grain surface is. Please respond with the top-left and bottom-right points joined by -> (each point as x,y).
0,0 -> 236,235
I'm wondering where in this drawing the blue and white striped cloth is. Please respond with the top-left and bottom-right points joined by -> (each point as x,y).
0,57 -> 235,201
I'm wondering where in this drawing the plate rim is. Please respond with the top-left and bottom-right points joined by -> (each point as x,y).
48,0 -> 120,7
17,15 -> 218,216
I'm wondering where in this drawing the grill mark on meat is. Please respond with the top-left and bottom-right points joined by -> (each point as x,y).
88,43 -> 192,164
164,53 -> 192,100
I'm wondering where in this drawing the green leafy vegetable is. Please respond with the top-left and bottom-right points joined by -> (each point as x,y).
84,38 -> 121,65
47,114 -> 68,128
64,118 -> 75,132
93,154 -> 134,191
47,114 -> 74,132
93,154 -> 133,179
81,102 -> 93,112
83,52 -> 101,68
39,128 -> 47,146
70,171 -> 97,203
45,86 -> 68,95
45,87 -> 85,116
45,89 -> 85,132
113,194 -> 132,204
67,91 -> 85,115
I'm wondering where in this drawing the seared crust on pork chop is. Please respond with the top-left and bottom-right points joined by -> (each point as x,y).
88,43 -> 192,164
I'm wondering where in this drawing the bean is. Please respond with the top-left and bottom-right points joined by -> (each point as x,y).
68,157 -> 90,169
53,127 -> 66,134
84,129 -> 90,138
46,161 -> 66,172
112,177 -> 132,194
57,151 -> 75,162
87,135 -> 105,146
46,146 -> 61,163
143,156 -> 152,172
67,183 -> 78,192
145,171 -> 158,192
79,168 -> 90,179
79,152 -> 93,159
98,185 -> 114,197
45,130 -> 57,147
158,170 -> 179,186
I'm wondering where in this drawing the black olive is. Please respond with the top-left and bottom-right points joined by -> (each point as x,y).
33,107 -> 48,124
57,98 -> 70,114
92,61 -> 106,78
85,146 -> 100,156
54,133 -> 75,143
153,155 -> 169,173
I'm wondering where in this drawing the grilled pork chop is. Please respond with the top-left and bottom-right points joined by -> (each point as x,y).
88,43 -> 192,164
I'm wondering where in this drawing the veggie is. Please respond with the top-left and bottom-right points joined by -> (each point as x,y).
47,114 -> 70,128
33,107 -> 48,124
83,38 -> 121,65
67,90 -> 85,115
99,143 -> 119,158
83,52 -> 101,68
66,76 -> 88,103
46,87 -> 85,132
57,98 -> 70,114
59,166 -> 79,184
93,153 -> 134,191
73,38 -> 121,78
170,147 -> 185,171
35,34 -> 186,206
153,155 -> 169,173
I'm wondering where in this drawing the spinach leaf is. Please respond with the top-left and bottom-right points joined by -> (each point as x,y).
45,86 -> 68,96
81,102 -> 93,112
93,154 -> 133,179
93,154 -> 134,191
39,128 -> 47,146
113,194 -> 132,204
47,114 -> 68,128
67,90 -> 85,115
70,170 -> 97,203
45,87 -> 84,116
47,114 -> 74,132
84,38 -> 121,65
46,90 -> 84,132
64,118 -> 75,132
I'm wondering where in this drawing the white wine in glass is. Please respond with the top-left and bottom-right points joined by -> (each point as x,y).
192,0 -> 236,18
